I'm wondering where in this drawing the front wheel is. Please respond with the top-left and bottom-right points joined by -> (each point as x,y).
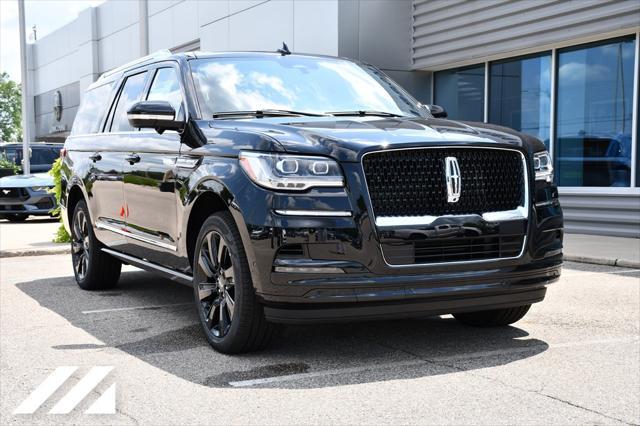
71,200 -> 121,290
453,305 -> 532,326
193,212 -> 274,353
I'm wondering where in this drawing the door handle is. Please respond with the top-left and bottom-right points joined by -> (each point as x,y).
125,154 -> 141,164
89,153 -> 102,162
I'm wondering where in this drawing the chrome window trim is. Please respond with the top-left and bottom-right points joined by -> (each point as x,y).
126,113 -> 175,121
274,209 -> 352,217
360,146 -> 530,268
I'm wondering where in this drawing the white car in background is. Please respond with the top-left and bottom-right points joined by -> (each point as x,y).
0,173 -> 57,222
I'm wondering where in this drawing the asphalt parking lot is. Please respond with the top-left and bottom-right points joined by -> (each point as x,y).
1,254 -> 638,425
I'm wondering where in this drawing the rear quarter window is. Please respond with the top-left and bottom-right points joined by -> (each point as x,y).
71,82 -> 114,135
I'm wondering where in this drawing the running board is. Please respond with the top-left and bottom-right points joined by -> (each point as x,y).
101,248 -> 193,286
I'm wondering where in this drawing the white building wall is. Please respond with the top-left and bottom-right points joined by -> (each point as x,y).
30,0 -> 340,103
148,0 -> 339,56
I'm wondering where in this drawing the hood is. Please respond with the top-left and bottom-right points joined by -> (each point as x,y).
201,116 -> 545,161
0,172 -> 53,188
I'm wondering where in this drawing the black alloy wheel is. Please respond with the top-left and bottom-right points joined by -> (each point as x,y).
197,230 -> 236,338
70,200 -> 121,290
72,208 -> 90,280
193,212 -> 274,353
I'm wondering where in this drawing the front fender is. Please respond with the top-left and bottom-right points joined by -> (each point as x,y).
179,156 -> 269,281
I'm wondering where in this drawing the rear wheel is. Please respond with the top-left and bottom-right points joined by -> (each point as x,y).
71,200 -> 121,290
453,305 -> 531,326
193,212 -> 274,353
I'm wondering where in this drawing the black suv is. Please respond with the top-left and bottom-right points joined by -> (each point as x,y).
61,51 -> 563,353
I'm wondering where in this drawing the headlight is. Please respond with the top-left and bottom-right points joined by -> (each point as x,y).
533,151 -> 553,182
31,186 -> 53,192
239,151 -> 344,190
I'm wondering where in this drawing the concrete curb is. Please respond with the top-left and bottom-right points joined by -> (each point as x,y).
0,246 -> 71,258
564,255 -> 640,269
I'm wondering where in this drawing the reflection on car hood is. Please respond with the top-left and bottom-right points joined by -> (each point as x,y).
0,172 -> 53,188
203,116 -> 545,161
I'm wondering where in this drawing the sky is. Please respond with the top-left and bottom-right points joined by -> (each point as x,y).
1,0 -> 104,83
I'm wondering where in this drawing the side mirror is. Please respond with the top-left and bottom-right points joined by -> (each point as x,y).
427,104 -> 448,118
127,101 -> 184,133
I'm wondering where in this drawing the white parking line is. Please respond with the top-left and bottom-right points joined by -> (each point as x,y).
228,336 -> 639,387
81,303 -> 192,314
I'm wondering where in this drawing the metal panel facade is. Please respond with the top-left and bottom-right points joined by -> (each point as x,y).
560,192 -> 640,238
413,0 -> 640,70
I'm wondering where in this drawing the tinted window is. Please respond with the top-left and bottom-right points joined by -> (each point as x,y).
434,65 -> 485,121
489,54 -> 551,146
190,57 -> 426,118
110,72 -> 148,132
71,82 -> 113,135
555,37 -> 635,187
31,147 -> 60,165
2,147 -> 21,164
147,67 -> 183,115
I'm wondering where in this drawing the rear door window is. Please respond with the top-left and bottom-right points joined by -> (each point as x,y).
71,82 -> 113,135
110,72 -> 148,132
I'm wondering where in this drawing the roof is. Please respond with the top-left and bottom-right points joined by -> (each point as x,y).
92,49 -> 353,89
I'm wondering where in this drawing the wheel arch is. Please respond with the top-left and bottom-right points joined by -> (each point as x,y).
185,189 -> 231,272
66,184 -> 86,229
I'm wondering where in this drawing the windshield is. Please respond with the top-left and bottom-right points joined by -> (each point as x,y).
189,56 -> 427,118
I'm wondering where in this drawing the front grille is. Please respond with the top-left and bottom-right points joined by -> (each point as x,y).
0,188 -> 27,199
363,148 -> 525,217
382,234 -> 525,265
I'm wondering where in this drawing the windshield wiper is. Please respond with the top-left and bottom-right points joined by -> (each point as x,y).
212,109 -> 326,119
325,110 -> 404,118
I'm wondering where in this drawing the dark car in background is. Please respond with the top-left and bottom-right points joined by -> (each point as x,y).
0,142 -> 62,175
60,51 -> 563,353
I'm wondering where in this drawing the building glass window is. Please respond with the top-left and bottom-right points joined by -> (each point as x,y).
434,65 -> 485,121
555,37 -> 636,187
489,53 -> 551,146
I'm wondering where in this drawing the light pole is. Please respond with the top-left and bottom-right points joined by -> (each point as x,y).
18,0 -> 30,175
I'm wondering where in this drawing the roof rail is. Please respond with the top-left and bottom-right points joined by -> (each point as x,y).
97,49 -> 172,81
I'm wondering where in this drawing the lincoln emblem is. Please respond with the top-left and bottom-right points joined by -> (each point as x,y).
445,156 -> 461,203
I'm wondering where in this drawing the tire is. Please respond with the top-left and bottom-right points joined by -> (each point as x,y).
71,200 -> 121,290
6,213 -> 28,222
453,305 -> 532,327
193,211 -> 274,354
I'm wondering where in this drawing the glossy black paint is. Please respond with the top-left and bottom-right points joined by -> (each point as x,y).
61,52 -> 563,323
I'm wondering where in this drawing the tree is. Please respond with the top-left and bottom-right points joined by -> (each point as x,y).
0,72 -> 22,142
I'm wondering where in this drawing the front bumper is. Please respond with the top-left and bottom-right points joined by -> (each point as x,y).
0,187 -> 57,217
212,153 -> 563,324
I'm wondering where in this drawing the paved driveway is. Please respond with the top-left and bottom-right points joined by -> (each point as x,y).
1,255 -> 638,425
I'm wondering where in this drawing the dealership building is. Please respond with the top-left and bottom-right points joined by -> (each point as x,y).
23,0 -> 640,237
